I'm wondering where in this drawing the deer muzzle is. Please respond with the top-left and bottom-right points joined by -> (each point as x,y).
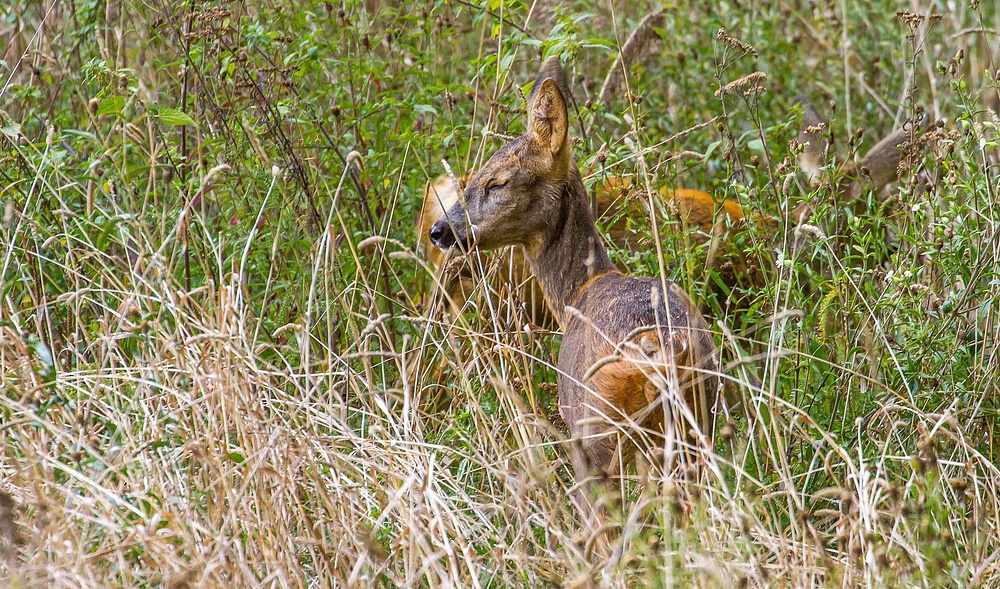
428,217 -> 477,250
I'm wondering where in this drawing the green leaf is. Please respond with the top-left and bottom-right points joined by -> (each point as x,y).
0,122 -> 21,139
703,140 -> 722,161
747,139 -> 764,151
28,335 -> 56,382
499,53 -> 515,72
157,107 -> 196,126
413,104 -> 438,116
125,165 -> 151,183
30,337 -> 54,370
62,129 -> 99,143
97,96 -> 124,116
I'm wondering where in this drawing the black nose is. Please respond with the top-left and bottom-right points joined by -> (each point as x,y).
429,220 -> 456,248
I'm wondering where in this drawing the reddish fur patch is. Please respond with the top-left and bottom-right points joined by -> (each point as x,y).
587,329 -> 694,429
589,348 -> 653,420
572,270 -> 621,306
417,175 -> 464,268
592,178 -> 745,245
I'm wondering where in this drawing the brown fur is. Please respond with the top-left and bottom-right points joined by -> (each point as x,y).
416,174 -> 549,327
593,178 -> 745,246
0,489 -> 21,569
427,57 -> 723,563
794,96 -> 929,213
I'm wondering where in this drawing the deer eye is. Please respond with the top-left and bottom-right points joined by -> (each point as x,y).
485,180 -> 508,195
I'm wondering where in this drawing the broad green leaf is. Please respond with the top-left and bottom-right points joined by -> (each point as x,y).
703,140 -> 723,161
97,96 -> 124,116
157,107 -> 196,126
1,122 -> 21,139
414,104 -> 438,116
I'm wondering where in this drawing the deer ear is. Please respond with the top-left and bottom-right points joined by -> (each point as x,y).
794,97 -> 830,186
529,78 -> 569,155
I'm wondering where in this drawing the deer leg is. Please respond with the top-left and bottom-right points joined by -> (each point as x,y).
570,428 -> 624,563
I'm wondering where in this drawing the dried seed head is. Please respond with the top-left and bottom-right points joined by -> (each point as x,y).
88,98 -> 99,114
715,71 -> 767,98
781,172 -> 794,194
757,562 -> 770,580
720,421 -> 736,443
896,10 -> 942,26
666,484 -> 684,516
647,534 -> 660,550
875,546 -> 889,568
716,28 -> 758,58
916,434 -> 938,474
736,514 -> 750,535
840,488 -> 854,512
837,527 -> 850,545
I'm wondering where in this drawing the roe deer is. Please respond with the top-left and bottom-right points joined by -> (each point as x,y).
418,174 -> 747,327
428,57 -> 722,559
794,97 -> 927,217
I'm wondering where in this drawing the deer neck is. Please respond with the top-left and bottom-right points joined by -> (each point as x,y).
524,167 -> 618,327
